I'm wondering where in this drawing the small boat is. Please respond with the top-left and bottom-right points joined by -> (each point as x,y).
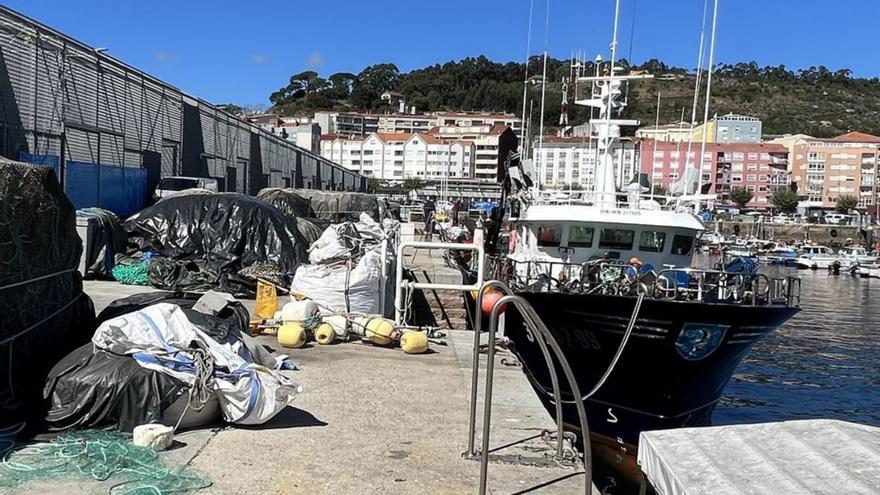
725,242 -> 758,258
857,264 -> 880,278
838,246 -> 879,268
795,245 -> 839,270
759,242 -> 799,267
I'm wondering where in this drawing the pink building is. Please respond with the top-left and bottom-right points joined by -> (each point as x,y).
640,140 -> 790,210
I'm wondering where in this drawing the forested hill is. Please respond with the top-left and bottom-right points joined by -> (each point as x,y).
266,56 -> 880,137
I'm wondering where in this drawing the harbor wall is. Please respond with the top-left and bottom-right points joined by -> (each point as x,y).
714,222 -> 870,246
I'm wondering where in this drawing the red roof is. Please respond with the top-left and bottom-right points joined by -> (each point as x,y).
375,132 -> 411,142
830,131 -> 880,144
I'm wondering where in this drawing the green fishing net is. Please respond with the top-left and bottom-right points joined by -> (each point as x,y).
0,430 -> 211,494
112,262 -> 150,285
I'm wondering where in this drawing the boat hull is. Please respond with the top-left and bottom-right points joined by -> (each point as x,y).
503,292 -> 798,453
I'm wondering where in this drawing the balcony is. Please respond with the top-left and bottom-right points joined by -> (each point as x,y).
770,157 -> 789,165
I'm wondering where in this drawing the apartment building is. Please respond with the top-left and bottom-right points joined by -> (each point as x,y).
530,136 -> 640,190
428,124 -> 518,181
785,132 -> 880,210
713,113 -> 762,144
640,140 -> 790,209
314,110 -> 522,138
320,132 -> 475,180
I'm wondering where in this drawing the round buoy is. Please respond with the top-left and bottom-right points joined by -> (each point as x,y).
323,314 -> 350,339
281,300 -> 320,328
400,331 -> 428,354
365,318 -> 396,346
277,322 -> 307,348
481,290 -> 506,316
314,323 -> 336,345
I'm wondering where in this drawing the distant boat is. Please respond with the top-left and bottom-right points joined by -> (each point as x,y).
795,245 -> 839,270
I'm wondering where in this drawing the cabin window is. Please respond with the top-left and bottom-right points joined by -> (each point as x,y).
568,226 -> 595,248
599,229 -> 634,250
671,235 -> 694,255
536,226 -> 561,247
639,231 -> 667,252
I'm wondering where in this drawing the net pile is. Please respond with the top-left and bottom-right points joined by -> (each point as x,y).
0,159 -> 95,430
0,430 -> 211,494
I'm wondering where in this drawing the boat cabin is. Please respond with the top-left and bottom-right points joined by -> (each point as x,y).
510,204 -> 704,268
800,246 -> 834,257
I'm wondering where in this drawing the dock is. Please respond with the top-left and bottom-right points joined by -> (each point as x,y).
0,280 -> 596,495
638,419 -> 880,495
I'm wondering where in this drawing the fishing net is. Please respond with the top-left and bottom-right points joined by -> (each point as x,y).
0,430 -> 211,494
111,262 -> 150,285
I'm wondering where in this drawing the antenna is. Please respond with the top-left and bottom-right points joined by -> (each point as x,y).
698,0 -> 720,196
684,0 -> 711,185
519,0 -> 535,158
537,0 -> 550,187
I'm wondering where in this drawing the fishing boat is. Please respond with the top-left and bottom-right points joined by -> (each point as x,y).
838,246 -> 879,268
795,245 -> 839,270
474,0 -> 802,477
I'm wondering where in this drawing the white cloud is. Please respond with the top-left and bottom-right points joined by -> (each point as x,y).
154,50 -> 177,63
307,52 -> 324,68
253,54 -> 270,64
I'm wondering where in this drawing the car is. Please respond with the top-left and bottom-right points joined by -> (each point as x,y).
823,213 -> 848,225
153,176 -> 219,201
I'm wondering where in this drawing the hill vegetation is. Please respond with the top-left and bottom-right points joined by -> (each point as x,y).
267,56 -> 880,138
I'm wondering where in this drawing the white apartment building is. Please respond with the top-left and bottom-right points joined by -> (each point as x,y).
531,137 -> 640,190
314,110 -> 522,138
321,132 -> 475,180
428,124 -> 517,181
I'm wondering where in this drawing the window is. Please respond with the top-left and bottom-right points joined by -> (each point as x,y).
671,235 -> 694,255
568,226 -> 594,248
536,226 -> 561,247
599,229 -> 634,250
639,231 -> 666,252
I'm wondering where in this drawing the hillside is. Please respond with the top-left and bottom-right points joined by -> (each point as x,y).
268,57 -> 880,138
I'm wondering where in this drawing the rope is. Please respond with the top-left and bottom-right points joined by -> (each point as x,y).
0,268 -> 77,292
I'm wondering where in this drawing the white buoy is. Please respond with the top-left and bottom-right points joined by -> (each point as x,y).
132,424 -> 174,451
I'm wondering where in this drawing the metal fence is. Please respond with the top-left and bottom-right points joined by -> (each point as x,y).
0,6 -> 364,215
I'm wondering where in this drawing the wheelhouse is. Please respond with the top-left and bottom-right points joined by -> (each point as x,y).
510,204 -> 704,269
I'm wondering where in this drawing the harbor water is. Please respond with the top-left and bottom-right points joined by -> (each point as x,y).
596,257 -> 880,494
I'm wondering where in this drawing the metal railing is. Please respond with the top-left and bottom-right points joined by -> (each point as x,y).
393,240 -> 485,324
465,280 -> 594,495
500,258 -> 801,307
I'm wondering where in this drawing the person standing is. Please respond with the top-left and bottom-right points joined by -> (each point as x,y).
423,197 -> 436,240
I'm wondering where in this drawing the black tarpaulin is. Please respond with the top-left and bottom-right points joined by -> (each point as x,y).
125,193 -> 307,296
259,187 -> 380,222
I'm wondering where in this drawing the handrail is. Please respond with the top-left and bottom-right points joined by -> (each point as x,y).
393,240 -> 485,324
466,282 -> 594,495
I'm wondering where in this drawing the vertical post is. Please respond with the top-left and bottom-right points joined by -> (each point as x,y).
698,0 -> 720,194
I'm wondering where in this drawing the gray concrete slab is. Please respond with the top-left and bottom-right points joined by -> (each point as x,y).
1,281 -> 595,494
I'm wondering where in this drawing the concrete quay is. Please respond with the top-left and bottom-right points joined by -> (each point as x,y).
0,281 -> 596,495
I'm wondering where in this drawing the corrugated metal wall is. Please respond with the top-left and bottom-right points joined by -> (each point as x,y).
0,6 -> 363,212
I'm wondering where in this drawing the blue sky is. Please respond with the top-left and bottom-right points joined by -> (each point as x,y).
8,1 -> 879,106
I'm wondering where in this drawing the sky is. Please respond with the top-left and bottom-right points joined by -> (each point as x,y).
8,0 -> 879,107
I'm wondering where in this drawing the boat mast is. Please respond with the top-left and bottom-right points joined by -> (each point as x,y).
697,0 -> 720,196
519,0 -> 535,159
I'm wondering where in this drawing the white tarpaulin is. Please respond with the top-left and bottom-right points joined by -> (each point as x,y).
92,303 -> 299,425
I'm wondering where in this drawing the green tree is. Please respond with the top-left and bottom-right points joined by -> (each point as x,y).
771,188 -> 799,214
652,184 -> 669,196
366,177 -> 380,193
730,186 -> 754,211
402,177 -> 425,193
835,194 -> 859,213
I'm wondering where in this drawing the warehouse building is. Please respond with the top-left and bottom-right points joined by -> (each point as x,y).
0,6 -> 363,215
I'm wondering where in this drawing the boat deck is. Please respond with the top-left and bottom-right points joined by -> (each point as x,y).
638,419 -> 880,494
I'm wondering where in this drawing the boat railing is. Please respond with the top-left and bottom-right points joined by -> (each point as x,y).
465,279 -> 596,495
528,188 -> 715,213
500,258 -> 801,308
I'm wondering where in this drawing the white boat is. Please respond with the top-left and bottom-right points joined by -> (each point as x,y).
857,264 -> 880,278
795,245 -> 839,270
838,246 -> 879,268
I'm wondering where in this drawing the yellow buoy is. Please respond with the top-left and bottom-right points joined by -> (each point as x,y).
314,323 -> 336,345
365,318 -> 396,346
277,322 -> 307,348
400,331 -> 428,354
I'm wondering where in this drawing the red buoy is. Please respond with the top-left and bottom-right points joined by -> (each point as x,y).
481,290 -> 507,316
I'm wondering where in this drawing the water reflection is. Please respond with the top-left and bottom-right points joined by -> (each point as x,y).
713,262 -> 880,427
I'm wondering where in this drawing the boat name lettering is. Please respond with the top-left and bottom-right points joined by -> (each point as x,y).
599,209 -> 642,216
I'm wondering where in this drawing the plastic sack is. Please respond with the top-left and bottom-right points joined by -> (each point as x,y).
291,250 -> 383,314
92,303 -> 298,425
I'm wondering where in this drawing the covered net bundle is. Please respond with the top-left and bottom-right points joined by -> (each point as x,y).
0,430 -> 211,494
0,159 -> 96,430
258,187 -> 380,223
125,193 -> 308,296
